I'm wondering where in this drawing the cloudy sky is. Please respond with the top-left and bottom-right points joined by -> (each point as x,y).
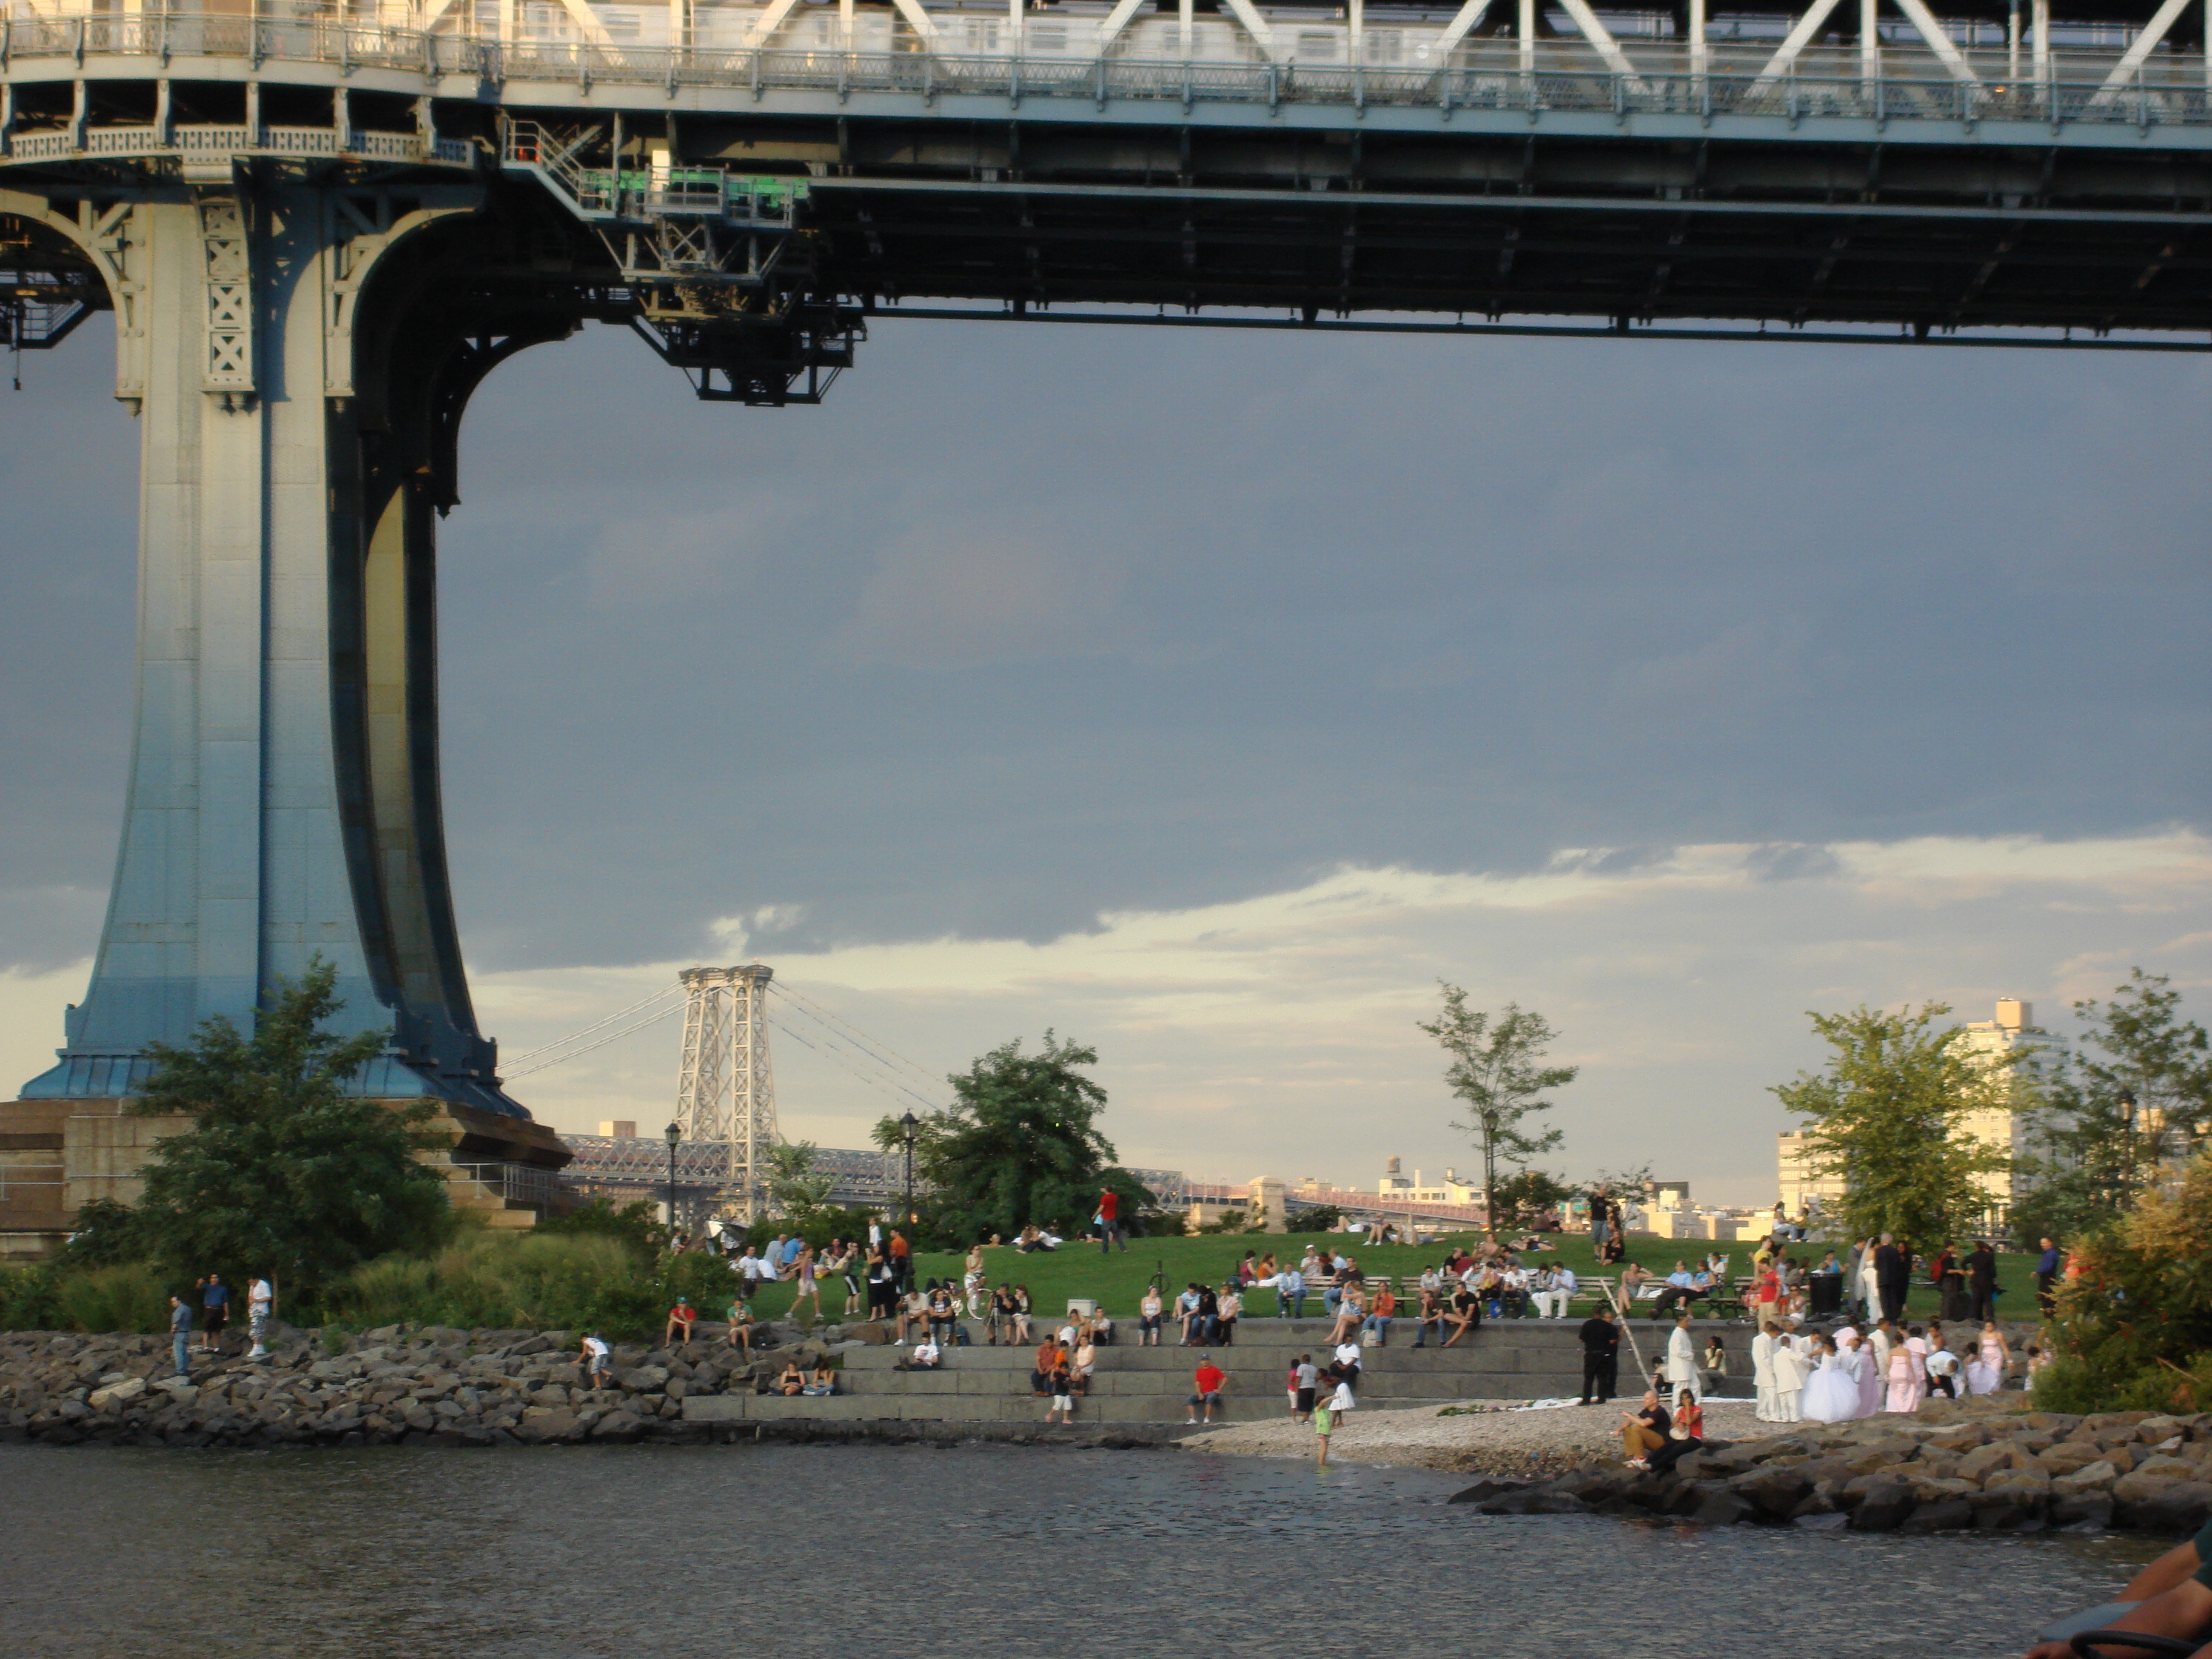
4,317 -> 2208,1205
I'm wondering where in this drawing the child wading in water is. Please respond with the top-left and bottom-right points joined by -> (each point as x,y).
1314,1378 -> 1354,1466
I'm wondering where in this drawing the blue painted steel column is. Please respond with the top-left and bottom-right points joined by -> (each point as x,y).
19,185 -> 524,1116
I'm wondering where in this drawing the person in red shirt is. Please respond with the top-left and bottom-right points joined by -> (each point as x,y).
1097,1187 -> 1125,1254
664,1298 -> 698,1347
889,1228 -> 912,1292
1187,1354 -> 1228,1423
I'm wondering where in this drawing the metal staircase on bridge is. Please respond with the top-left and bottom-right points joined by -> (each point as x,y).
498,118 -> 859,404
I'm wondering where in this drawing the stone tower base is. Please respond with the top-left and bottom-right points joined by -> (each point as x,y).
0,1097 -> 569,1263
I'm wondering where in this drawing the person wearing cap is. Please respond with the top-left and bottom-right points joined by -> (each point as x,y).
1187,1353 -> 1228,1423
579,1332 -> 612,1389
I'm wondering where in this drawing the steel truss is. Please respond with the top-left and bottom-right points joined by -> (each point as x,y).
674,965 -> 779,1221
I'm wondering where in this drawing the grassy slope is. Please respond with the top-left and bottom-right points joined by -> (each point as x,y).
731,1232 -> 2040,1326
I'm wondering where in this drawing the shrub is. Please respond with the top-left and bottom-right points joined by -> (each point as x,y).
537,1197 -> 663,1259
53,1262 -> 173,1333
324,1232 -> 667,1338
0,1264 -> 63,1330
2034,1147 -> 2212,1412
1287,1205 -> 1342,1233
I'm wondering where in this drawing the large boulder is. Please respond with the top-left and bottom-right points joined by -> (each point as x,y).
2116,1480 -> 2212,1535
1730,1466 -> 1815,1520
2053,1461 -> 2120,1495
1850,1483 -> 1916,1532
514,1408 -> 580,1444
2037,1441 -> 2111,1477
1900,1499 -> 1976,1533
89,1377 -> 146,1409
1958,1441 -> 2027,1481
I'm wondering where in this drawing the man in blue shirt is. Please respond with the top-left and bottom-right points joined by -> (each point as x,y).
198,1273 -> 229,1354
2034,1236 -> 2062,1318
168,1295 -> 192,1377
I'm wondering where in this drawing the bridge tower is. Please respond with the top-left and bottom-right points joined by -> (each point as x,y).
673,965 -> 779,1222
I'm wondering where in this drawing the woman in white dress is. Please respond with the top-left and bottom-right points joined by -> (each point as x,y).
1800,1335 -> 1860,1423
1964,1321 -> 2011,1395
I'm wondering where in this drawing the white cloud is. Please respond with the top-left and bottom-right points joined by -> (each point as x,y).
8,836 -> 2202,1208
444,832 -> 2212,1207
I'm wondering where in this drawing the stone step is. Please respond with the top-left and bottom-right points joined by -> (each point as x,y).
840,1344 -> 1590,1377
683,1392 -> 1492,1426
820,1366 -> 1582,1400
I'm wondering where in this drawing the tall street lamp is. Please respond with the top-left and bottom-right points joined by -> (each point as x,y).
664,1121 -> 682,1242
899,1110 -> 919,1268
2117,1088 -> 2139,1208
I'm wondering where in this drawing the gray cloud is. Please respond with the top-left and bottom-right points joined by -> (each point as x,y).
3,319 -> 2208,991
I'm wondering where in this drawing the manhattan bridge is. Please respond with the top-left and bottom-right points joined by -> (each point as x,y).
1,0 -> 2208,1168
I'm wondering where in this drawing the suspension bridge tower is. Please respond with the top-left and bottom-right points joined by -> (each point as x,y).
673,965 -> 779,1222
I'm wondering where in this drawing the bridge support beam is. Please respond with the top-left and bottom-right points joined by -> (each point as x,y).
9,174 -> 533,1119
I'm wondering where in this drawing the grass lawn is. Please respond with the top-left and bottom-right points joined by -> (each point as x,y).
725,1232 -> 2042,1326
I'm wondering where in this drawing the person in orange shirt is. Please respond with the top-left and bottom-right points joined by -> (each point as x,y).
1362,1284 -> 1397,1347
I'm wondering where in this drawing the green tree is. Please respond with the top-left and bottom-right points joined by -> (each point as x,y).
2013,970 -> 2212,1242
107,957 -> 451,1298
1490,1168 -> 1576,1230
872,1033 -> 1151,1246
1772,1002 -> 2012,1245
1418,985 -> 1576,1238
764,1139 -> 837,1220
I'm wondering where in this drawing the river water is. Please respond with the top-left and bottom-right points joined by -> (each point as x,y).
0,1443 -> 2157,1658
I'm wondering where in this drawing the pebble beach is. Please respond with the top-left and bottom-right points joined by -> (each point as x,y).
1185,1395 -> 1799,1476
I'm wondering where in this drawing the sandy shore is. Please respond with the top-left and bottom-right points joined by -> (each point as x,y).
1183,1397 -> 1805,1477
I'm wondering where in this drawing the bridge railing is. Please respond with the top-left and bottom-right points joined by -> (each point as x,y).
3,13 -> 2210,133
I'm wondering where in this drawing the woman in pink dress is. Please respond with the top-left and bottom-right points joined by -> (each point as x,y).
1965,1321 -> 2011,1395
1885,1338 -> 1919,1413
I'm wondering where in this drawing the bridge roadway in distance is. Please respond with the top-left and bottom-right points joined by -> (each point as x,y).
4,1 -> 2211,1203
680,1316 -> 1707,1424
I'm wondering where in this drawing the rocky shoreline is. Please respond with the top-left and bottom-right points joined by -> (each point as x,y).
0,1324 -> 870,1449
1459,1396 -> 2212,1535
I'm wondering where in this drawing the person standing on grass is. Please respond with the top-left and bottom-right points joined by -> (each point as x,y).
1187,1353 -> 1228,1424
790,1245 -> 822,1326
1098,1186 -> 1126,1253
2034,1235 -> 2062,1319
889,1228 -> 911,1292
